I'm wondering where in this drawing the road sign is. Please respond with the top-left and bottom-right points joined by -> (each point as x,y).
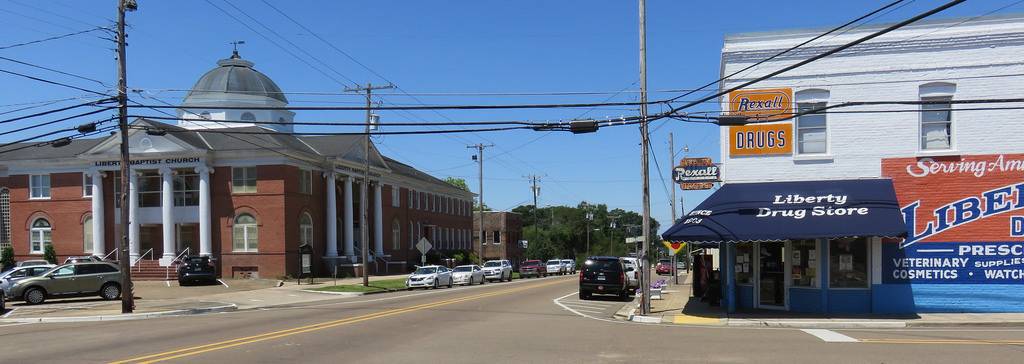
673,158 -> 718,190
662,241 -> 685,255
416,237 -> 433,255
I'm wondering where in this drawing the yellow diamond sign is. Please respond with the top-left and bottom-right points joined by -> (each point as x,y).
662,241 -> 685,255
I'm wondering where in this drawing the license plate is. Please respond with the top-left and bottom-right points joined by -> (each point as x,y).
597,276 -> 605,281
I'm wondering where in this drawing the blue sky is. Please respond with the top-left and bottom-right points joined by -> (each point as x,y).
1,0 -> 1020,232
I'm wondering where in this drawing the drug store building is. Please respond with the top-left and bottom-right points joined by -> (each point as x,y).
0,52 -> 475,279
662,15 -> 1024,314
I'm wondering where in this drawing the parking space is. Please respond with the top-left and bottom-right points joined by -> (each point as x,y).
554,292 -> 632,319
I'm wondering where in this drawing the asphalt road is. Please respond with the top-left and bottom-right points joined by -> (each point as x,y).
3,275 -> 1024,363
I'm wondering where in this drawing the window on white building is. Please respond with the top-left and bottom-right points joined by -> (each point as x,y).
30,174 -> 50,199
232,167 -> 258,193
30,218 -> 51,254
174,170 -> 199,206
921,96 -> 953,150
232,214 -> 259,252
796,102 -> 827,154
83,216 -> 93,254
391,185 -> 400,207
83,173 -> 93,197
240,112 -> 256,121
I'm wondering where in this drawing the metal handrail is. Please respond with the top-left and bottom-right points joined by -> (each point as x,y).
101,249 -> 117,261
166,247 -> 191,280
132,248 -> 153,270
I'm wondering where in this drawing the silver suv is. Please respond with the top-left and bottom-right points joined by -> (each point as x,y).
482,260 -> 513,282
6,262 -> 123,305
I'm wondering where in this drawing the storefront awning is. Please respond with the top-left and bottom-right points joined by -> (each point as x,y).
662,179 -> 907,245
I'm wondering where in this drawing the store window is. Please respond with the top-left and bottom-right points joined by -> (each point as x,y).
921,96 -> 953,150
299,213 -> 313,247
232,214 -> 259,252
735,244 -> 753,285
796,102 -> 827,154
83,216 -> 93,254
30,218 -> 52,254
232,167 -> 257,193
30,174 -> 50,199
791,239 -> 817,288
829,237 -> 868,288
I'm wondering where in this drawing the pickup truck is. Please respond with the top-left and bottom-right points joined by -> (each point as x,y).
519,260 -> 547,278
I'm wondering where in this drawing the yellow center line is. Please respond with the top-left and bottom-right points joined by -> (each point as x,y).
860,338 -> 1024,345
111,279 -> 566,364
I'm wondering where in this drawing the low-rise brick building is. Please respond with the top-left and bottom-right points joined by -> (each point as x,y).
473,211 -> 524,264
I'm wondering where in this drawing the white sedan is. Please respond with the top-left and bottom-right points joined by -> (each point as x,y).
546,259 -> 565,275
406,265 -> 454,289
451,265 -> 485,285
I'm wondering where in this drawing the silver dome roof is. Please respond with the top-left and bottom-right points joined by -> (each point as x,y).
184,52 -> 288,103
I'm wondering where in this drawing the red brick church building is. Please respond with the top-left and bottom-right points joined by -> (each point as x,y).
0,52 -> 473,278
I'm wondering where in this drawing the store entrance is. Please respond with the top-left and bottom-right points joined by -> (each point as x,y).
759,243 -> 785,307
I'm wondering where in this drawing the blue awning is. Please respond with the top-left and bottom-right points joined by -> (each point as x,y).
661,179 -> 907,245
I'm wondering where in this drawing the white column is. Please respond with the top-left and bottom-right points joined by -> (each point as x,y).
325,171 -> 338,257
128,170 -> 140,263
90,170 -> 105,256
373,183 -> 384,256
197,166 -> 212,257
159,167 -> 175,266
342,176 -> 355,258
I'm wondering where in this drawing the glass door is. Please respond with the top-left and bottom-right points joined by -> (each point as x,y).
759,243 -> 786,307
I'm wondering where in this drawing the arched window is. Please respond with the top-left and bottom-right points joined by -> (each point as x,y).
30,218 -> 51,254
232,214 -> 258,252
83,216 -> 93,254
240,112 -> 256,122
392,219 -> 401,250
299,212 -> 313,247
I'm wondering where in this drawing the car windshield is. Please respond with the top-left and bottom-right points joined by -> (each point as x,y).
483,262 -> 501,267
562,260 -> 572,263
453,266 -> 473,272
547,260 -> 560,265
585,260 -> 622,272
659,259 -> 672,264
522,261 -> 539,266
413,267 -> 437,274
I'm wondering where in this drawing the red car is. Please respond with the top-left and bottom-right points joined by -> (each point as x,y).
519,260 -> 547,278
656,259 -> 673,275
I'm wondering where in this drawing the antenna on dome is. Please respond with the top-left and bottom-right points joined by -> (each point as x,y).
230,40 -> 245,58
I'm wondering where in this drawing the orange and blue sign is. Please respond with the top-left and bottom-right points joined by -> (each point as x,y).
728,123 -> 792,157
728,88 -> 792,119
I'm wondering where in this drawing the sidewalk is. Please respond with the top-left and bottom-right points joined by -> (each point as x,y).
1,274 -> 410,323
622,272 -> 1024,328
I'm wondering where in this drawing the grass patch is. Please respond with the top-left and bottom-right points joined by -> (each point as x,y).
512,272 -> 521,279
313,278 -> 408,293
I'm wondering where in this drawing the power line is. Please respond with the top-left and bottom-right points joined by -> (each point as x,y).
661,0 -> 966,120
135,99 -> 661,111
0,122 -> 118,155
0,107 -> 115,137
0,67 -> 110,97
137,114 -> 549,127
0,99 -> 115,125
0,117 -> 117,151
0,27 -> 112,50
0,56 -> 112,87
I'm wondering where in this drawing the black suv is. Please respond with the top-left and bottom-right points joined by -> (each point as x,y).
177,256 -> 217,285
579,256 -> 632,300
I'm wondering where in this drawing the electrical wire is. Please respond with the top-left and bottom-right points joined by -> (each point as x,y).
0,67 -> 110,97
0,27 -> 112,50
0,99 -> 115,125
0,122 -> 118,155
132,99 -> 660,111
0,107 -> 115,137
135,114 -> 547,127
0,117 -> 116,151
0,56 -> 111,87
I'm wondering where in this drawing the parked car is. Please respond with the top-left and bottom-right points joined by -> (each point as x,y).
546,259 -> 565,275
656,259 -> 673,275
676,259 -> 688,270
7,262 -> 123,305
178,255 -> 217,286
0,264 -> 55,294
16,260 -> 51,268
620,257 -> 640,290
519,260 -> 547,278
1,289 -> 4,312
63,255 -> 103,264
482,260 -> 513,282
579,256 -> 632,300
561,259 -> 577,274
451,265 -> 485,285
406,265 -> 453,289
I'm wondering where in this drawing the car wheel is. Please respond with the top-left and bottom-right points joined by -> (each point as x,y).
448,277 -> 453,288
433,279 -> 439,289
24,287 -> 46,305
579,291 -> 590,300
100,283 -> 121,300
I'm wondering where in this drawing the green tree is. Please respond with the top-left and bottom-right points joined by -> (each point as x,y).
43,244 -> 57,264
444,177 -> 470,191
1,245 -> 14,270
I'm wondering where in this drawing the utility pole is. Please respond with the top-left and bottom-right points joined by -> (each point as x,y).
608,215 -> 619,256
115,0 -> 136,314
527,174 -> 541,255
345,82 -> 394,287
469,143 -> 494,261
669,133 -> 678,285
638,0 -> 652,315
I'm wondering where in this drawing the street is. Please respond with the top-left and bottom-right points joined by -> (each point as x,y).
1,275 -> 1024,363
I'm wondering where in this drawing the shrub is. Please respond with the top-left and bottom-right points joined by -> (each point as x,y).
43,244 -> 57,264
1,245 -> 14,270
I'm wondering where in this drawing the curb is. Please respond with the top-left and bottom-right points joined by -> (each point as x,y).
301,288 -> 405,296
0,303 -> 238,324
907,320 -> 1024,328
724,319 -> 906,329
